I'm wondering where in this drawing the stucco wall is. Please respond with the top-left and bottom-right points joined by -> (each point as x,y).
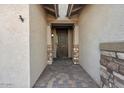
0,5 -> 30,87
79,5 -> 124,85
68,29 -> 73,58
52,29 -> 57,58
29,5 -> 47,87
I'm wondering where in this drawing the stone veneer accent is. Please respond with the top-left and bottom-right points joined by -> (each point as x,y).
100,42 -> 124,88
73,45 -> 79,64
47,45 -> 53,64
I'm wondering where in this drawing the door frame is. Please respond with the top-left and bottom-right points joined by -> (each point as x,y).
56,28 -> 68,59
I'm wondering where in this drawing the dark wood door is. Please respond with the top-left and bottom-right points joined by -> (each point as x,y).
57,29 -> 68,58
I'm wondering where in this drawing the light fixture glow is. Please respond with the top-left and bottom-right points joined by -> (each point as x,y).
51,33 -> 54,37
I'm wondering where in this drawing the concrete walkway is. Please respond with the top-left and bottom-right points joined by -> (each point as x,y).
34,59 -> 99,88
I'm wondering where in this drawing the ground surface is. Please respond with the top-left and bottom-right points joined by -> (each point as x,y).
34,59 -> 99,88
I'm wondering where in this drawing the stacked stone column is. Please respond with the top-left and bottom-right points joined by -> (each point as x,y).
73,24 -> 79,64
47,24 -> 53,64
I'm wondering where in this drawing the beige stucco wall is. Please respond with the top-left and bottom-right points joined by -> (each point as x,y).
73,25 -> 79,45
68,29 -> 73,58
79,5 -> 124,85
47,25 -> 52,45
52,28 -> 57,58
29,5 -> 47,87
0,5 -> 30,87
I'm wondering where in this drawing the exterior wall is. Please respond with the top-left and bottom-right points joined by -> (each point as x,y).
100,42 -> 124,88
52,28 -> 57,58
73,25 -> 79,64
68,29 -> 73,58
29,5 -> 47,87
0,5 -> 30,87
47,25 -> 53,64
79,5 -> 124,85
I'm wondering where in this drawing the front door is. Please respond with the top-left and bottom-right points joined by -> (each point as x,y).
57,29 -> 68,58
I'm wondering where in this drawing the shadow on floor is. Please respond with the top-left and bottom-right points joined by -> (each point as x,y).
33,58 -> 99,88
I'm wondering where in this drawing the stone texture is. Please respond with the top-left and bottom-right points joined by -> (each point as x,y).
47,45 -> 53,64
101,51 -> 116,57
100,76 -> 109,87
34,59 -> 98,88
100,50 -> 124,88
119,65 -> 124,75
100,66 -> 110,79
107,62 -> 119,73
113,72 -> 124,81
100,65 -> 107,70
100,55 -> 112,67
100,58 -> 108,67
100,74 -> 115,88
113,58 -> 124,66
73,45 -> 79,64
114,76 -> 124,88
117,52 -> 124,60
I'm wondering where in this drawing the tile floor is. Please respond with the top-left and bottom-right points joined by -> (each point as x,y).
33,59 -> 99,88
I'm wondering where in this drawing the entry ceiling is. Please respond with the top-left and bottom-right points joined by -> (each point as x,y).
42,4 -> 59,18
52,23 -> 74,29
42,4 -> 86,19
66,4 -> 86,18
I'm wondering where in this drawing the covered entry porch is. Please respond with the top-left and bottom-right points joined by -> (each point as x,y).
0,4 -> 124,88
47,22 -> 79,64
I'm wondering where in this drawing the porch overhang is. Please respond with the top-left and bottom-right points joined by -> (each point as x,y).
51,23 -> 74,29
66,4 -> 86,18
42,4 -> 59,18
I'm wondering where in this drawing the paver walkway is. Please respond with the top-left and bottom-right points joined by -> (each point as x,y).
34,59 -> 99,88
